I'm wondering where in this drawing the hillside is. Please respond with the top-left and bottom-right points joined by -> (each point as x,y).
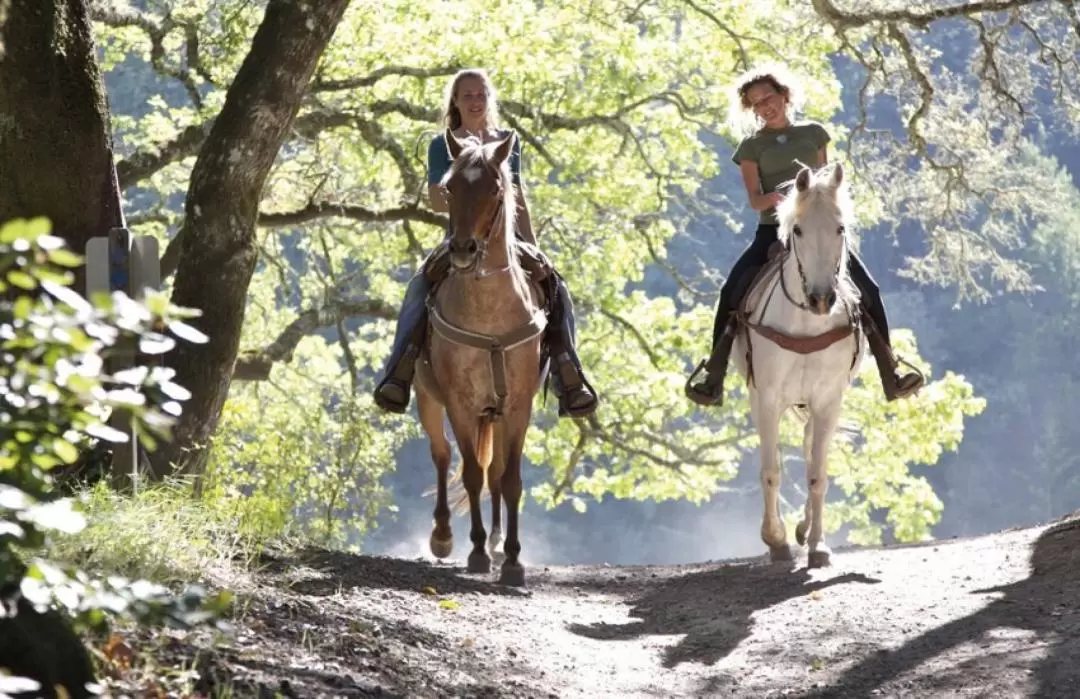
98,511 -> 1080,698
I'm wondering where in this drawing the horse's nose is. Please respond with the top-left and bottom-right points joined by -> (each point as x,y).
450,237 -> 478,256
808,292 -> 832,314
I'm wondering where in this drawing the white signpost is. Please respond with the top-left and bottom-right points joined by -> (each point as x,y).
85,227 -> 161,490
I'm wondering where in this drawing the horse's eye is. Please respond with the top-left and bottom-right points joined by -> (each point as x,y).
837,225 -> 845,235
793,225 -> 803,237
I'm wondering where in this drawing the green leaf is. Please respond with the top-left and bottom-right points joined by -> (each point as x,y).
6,270 -> 37,290
46,248 -> 83,268
0,216 -> 50,243
52,439 -> 79,465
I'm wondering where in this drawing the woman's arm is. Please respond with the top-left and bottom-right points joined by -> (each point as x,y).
739,160 -> 783,211
515,187 -> 536,245
428,182 -> 449,212
427,136 -> 452,212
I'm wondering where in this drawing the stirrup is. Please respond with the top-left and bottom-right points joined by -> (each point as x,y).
374,377 -> 411,414
887,355 -> 925,400
553,353 -> 597,418
684,359 -> 723,406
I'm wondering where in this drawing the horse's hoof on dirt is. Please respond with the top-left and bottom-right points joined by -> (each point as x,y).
492,551 -> 507,567
467,550 -> 492,574
795,521 -> 808,547
430,535 -> 453,559
769,545 -> 795,563
499,563 -> 526,587
808,550 -> 831,568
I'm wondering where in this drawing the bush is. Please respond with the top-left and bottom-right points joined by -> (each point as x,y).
0,217 -> 229,697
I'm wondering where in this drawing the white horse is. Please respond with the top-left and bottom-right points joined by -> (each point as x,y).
731,162 -> 866,568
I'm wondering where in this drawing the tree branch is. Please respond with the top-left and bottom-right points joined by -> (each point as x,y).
90,1 -> 214,107
116,121 -> 214,189
258,201 -> 447,229
311,64 -> 464,92
233,297 -> 397,381
810,0 -> 1048,29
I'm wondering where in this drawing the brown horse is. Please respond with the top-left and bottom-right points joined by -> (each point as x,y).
414,128 -> 546,587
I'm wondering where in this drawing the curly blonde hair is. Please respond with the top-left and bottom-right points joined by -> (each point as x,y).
440,68 -> 503,131
726,62 -> 806,137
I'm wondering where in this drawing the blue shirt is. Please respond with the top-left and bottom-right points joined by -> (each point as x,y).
427,129 -> 522,187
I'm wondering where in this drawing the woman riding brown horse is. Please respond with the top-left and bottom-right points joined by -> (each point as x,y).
374,69 -> 598,419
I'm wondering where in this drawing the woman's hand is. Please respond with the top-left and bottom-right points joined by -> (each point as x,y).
752,191 -> 784,211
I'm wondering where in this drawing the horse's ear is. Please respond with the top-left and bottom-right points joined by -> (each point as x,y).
491,130 -> 516,166
831,162 -> 844,188
795,166 -> 812,192
445,127 -> 463,159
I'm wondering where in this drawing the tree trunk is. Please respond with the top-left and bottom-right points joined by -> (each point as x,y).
0,4 -> 111,692
0,0 -> 123,261
153,0 -> 351,481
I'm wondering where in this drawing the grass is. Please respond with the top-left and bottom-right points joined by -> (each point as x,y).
48,479 -> 295,585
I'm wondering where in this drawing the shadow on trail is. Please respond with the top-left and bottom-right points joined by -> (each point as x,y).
800,514 -> 1080,698
256,547 -> 528,598
565,558 -> 881,668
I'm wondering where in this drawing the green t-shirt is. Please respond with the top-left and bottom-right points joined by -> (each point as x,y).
731,120 -> 831,224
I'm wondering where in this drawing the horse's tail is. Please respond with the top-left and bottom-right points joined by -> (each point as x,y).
447,416 -> 495,516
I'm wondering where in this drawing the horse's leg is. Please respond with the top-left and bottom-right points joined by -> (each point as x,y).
418,388 -> 453,559
754,394 -> 791,562
796,417 -> 813,548
498,417 -> 528,587
446,411 -> 491,573
805,402 -> 842,568
488,421 -> 506,564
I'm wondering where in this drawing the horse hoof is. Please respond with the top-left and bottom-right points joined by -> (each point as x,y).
769,545 -> 795,563
467,550 -> 491,574
499,563 -> 526,587
808,550 -> 831,568
430,534 -> 453,559
491,550 -> 507,567
795,521 -> 808,547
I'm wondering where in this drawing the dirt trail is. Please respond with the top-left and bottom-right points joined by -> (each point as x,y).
130,512 -> 1080,698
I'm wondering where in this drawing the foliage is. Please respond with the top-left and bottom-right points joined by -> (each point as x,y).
0,216 -> 229,635
50,479 -> 274,583
85,0 -> 1015,545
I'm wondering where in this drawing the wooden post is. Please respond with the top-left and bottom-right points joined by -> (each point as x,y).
84,228 -> 162,492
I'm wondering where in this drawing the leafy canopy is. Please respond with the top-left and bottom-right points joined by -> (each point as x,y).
90,0 -> 998,544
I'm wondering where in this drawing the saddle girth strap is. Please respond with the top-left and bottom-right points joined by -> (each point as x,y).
427,300 -> 548,418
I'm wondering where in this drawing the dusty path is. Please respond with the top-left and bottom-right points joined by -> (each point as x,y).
125,511 -> 1080,698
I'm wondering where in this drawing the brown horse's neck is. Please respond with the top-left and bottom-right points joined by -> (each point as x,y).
443,203 -> 534,327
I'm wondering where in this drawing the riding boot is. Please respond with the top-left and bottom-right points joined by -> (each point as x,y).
861,309 -> 924,401
685,321 -> 737,406
547,276 -> 598,418
373,272 -> 433,414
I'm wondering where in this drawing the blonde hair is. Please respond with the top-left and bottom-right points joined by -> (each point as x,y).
726,62 -> 806,137
440,68 -> 502,130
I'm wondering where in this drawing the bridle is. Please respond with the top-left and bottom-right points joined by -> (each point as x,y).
447,171 -> 512,280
